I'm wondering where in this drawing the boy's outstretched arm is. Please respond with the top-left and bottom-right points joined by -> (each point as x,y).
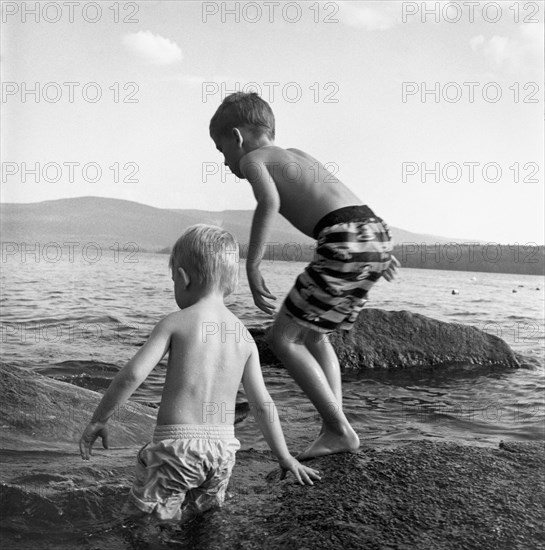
241,158 -> 280,315
79,318 -> 172,460
242,344 -> 321,485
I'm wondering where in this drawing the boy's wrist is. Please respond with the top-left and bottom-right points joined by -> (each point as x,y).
245,241 -> 268,268
277,453 -> 294,464
246,262 -> 260,274
90,408 -> 110,424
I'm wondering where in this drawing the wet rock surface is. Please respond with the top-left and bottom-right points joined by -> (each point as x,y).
0,364 -> 543,549
0,362 -> 155,451
242,442 -> 545,550
250,309 -> 522,370
2,442 -> 543,549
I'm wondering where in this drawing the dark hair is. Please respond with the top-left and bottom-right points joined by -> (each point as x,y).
209,92 -> 275,140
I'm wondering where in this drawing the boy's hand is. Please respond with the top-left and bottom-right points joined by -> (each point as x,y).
382,254 -> 400,282
79,422 -> 110,460
278,456 -> 321,486
247,268 -> 277,315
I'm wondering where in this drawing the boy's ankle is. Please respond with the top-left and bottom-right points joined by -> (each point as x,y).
323,422 -> 354,438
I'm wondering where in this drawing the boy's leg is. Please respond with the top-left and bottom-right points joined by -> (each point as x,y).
181,436 -> 239,520
127,442 -> 188,522
304,330 -> 342,407
269,306 -> 359,459
304,330 -> 343,436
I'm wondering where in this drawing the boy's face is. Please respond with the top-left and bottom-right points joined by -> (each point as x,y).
213,130 -> 244,178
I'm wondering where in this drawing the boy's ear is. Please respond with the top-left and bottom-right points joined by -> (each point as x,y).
232,128 -> 244,147
178,267 -> 190,288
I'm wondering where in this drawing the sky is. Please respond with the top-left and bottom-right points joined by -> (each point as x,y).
1,0 -> 543,244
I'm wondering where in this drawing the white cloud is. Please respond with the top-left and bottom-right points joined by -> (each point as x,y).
123,30 -> 182,66
470,26 -> 543,74
470,35 -> 485,52
337,1 -> 397,31
483,35 -> 511,67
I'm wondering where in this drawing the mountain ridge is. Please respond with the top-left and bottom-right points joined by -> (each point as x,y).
0,196 -> 480,251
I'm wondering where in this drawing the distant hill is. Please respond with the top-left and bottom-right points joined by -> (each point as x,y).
0,196 -> 470,252
2,197 -> 542,274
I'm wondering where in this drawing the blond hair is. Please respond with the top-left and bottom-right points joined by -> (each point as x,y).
169,225 -> 239,296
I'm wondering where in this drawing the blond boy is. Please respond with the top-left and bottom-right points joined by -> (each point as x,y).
79,225 -> 319,522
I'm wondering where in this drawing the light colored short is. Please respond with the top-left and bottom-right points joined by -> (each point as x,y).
127,424 -> 240,522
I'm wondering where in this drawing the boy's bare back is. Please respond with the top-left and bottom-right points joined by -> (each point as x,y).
157,303 -> 251,426
240,145 -> 362,238
80,223 -> 321,493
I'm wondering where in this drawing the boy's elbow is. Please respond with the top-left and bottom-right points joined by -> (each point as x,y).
257,197 -> 280,214
117,367 -> 144,388
249,399 -> 276,418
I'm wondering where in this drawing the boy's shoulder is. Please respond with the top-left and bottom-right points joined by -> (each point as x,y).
158,308 -> 257,347
241,145 -> 316,168
152,309 -> 189,336
242,145 -> 292,165
155,308 -> 207,332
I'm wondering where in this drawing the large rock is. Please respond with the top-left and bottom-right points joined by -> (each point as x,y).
0,363 -> 542,549
229,441 -> 545,550
249,309 -> 521,369
2,438 -> 543,550
0,363 -> 156,451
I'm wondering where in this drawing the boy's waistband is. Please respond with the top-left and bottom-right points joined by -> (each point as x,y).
313,205 -> 377,239
153,424 -> 235,443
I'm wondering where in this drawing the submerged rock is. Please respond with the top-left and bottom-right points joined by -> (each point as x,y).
249,309 -> 521,369
2,437 -> 543,550
0,363 -> 156,451
0,364 -> 542,549
0,365 -> 249,452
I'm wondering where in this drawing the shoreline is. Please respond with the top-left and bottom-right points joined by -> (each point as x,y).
1,303 -> 543,548
1,441 -> 543,549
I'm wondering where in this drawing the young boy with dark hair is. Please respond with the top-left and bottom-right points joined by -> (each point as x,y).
210,93 -> 398,460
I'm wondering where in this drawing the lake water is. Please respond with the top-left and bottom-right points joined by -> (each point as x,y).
1,252 -> 544,449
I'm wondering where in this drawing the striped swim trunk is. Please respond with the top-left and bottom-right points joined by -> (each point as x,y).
284,205 -> 394,334
126,424 -> 240,522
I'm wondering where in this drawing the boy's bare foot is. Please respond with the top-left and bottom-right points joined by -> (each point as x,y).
296,428 -> 360,461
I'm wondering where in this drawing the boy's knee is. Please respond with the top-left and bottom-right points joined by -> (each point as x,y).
305,330 -> 331,348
